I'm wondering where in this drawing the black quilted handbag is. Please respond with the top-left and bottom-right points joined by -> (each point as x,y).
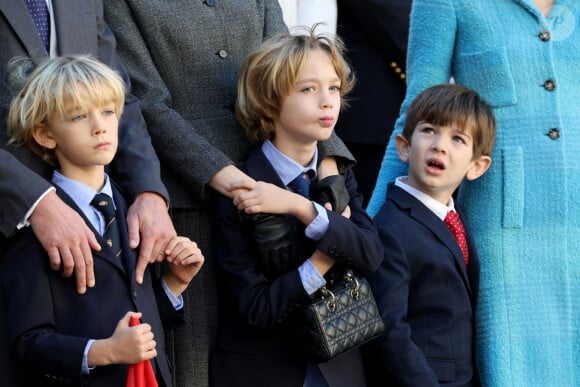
291,270 -> 385,364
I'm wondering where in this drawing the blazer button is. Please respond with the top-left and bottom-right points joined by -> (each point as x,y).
539,30 -> 551,41
217,49 -> 228,59
547,128 -> 561,140
133,290 -> 138,299
543,79 -> 556,91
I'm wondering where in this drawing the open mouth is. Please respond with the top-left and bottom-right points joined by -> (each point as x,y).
427,160 -> 444,170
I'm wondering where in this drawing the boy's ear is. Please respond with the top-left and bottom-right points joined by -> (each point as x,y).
31,123 -> 57,150
466,155 -> 491,181
395,134 -> 410,163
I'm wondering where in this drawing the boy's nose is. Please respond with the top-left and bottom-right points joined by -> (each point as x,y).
92,118 -> 107,135
320,94 -> 333,109
431,136 -> 448,153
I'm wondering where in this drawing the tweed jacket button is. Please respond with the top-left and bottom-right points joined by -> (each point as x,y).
543,79 -> 556,91
539,30 -> 551,41
547,128 -> 560,140
217,49 -> 228,59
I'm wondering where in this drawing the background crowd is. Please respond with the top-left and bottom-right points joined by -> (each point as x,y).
0,0 -> 578,386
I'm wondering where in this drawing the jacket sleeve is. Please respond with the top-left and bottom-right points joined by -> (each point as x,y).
0,151 -> 52,237
316,170 -> 383,276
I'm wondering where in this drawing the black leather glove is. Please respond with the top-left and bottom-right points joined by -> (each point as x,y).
239,212 -> 301,279
310,175 -> 350,214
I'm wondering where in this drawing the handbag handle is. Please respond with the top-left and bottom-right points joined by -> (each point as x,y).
320,271 -> 361,312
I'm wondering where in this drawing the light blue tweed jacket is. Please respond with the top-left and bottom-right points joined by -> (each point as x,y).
367,1 -> 580,386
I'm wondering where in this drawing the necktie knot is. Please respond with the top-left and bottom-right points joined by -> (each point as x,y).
444,211 -> 469,266
289,171 -> 312,198
24,0 -> 50,52
91,193 -> 115,220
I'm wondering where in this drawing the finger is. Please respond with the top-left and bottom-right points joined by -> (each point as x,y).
47,247 -> 61,272
79,232 -> 96,288
323,202 -> 333,211
126,209 -> 140,250
70,243 -> 92,292
134,255 -> 149,285
118,311 -> 138,328
341,205 -> 351,219
229,179 -> 256,192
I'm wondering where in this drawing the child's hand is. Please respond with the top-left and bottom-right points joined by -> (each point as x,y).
232,181 -> 300,215
164,236 -> 204,296
88,312 -> 156,366
323,202 -> 351,219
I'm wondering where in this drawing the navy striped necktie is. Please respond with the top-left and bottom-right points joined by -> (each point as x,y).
91,193 -> 122,258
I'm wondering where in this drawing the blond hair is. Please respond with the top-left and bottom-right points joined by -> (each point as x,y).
7,55 -> 125,166
236,25 -> 355,144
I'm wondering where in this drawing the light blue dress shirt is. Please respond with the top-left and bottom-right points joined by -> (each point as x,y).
52,171 -> 182,373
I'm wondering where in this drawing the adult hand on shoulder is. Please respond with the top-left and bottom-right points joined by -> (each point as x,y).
127,192 -> 177,284
29,190 -> 100,294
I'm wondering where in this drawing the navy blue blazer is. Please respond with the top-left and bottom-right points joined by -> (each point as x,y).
365,183 -> 480,387
210,148 -> 383,387
0,184 -> 181,387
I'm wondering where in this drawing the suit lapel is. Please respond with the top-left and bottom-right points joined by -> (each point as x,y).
54,186 -> 128,275
111,184 -> 138,278
0,0 -> 47,61
388,184 -> 473,294
52,0 -> 85,55
245,148 -> 287,189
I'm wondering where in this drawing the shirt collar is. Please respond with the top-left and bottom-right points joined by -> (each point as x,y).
261,140 -> 318,186
52,170 -> 114,209
394,177 -> 455,221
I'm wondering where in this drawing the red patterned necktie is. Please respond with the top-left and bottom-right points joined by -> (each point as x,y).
444,211 -> 469,266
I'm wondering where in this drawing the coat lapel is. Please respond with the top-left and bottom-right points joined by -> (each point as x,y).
245,148 -> 287,189
0,0 -> 47,61
52,0 -> 86,55
388,184 -> 473,294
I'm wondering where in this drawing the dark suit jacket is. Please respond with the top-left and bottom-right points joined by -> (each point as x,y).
0,185 -> 182,387
210,148 -> 383,387
334,0 -> 411,146
0,0 -> 167,236
365,184 -> 480,387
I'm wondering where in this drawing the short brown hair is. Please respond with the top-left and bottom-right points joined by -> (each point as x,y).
402,84 -> 496,159
236,25 -> 354,144
7,55 -> 125,166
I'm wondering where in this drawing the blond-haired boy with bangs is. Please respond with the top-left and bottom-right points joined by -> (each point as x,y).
2,55 -> 203,386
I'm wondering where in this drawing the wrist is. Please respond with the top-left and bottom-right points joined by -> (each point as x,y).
88,338 -> 115,367
163,271 -> 189,297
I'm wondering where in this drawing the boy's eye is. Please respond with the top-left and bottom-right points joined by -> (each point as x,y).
301,86 -> 315,92
72,114 -> 85,121
103,110 -> 115,117
329,85 -> 341,92
453,135 -> 466,144
421,126 -> 435,134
